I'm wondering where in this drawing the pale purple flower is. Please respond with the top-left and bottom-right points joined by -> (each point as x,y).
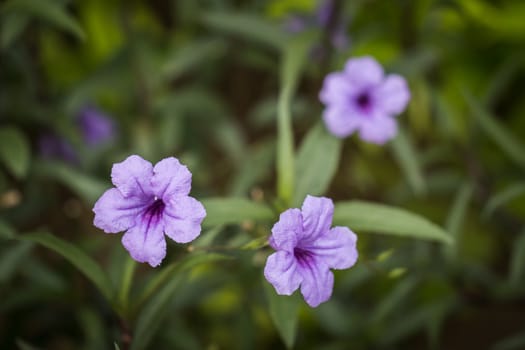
319,56 -> 410,144
264,195 -> 358,307
93,155 -> 206,267
76,106 -> 116,146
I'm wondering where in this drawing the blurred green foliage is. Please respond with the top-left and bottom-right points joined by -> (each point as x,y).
1,0 -> 525,349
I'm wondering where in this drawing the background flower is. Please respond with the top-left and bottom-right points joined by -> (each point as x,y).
264,195 -> 358,307
76,106 -> 117,146
319,56 -> 410,144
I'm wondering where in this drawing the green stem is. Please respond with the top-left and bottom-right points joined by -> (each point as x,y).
118,256 -> 137,317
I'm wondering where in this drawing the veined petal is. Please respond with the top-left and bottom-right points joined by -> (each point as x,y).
358,113 -> 398,145
122,216 -> 167,267
304,226 -> 358,270
93,188 -> 149,233
163,196 -> 206,243
301,196 -> 334,242
374,74 -> 410,115
319,72 -> 357,105
344,56 -> 384,88
269,208 -> 302,252
111,155 -> 153,198
297,257 -> 334,307
264,251 -> 302,295
323,106 -> 362,138
152,157 -> 192,199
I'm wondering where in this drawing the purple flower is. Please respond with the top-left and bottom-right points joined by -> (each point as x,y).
39,133 -> 78,164
264,195 -> 358,307
319,56 -> 410,144
76,106 -> 116,146
93,155 -> 206,267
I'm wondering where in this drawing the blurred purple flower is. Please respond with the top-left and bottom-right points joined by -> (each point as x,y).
264,195 -> 358,307
76,106 -> 116,146
39,133 -> 78,163
93,155 -> 206,267
319,56 -> 410,144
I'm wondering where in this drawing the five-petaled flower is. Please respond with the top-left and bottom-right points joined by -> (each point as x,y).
319,56 -> 410,144
93,155 -> 206,267
264,195 -> 358,307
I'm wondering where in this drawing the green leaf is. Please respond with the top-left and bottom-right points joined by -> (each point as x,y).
263,279 -> 301,349
0,220 -> 15,239
443,182 -> 473,259
277,32 -> 317,205
132,253 -> 230,350
201,198 -> 274,227
0,127 -> 30,178
34,160 -> 109,205
18,232 -> 114,301
1,0 -> 85,39
484,182 -> 525,217
465,92 -> 525,170
0,12 -> 29,48
0,241 -> 32,283
293,123 -> 342,206
333,201 -> 452,244
390,129 -> 426,196
200,12 -> 286,50
162,39 -> 227,80
509,230 -> 525,287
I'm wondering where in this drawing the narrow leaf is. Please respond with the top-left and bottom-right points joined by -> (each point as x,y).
200,12 -> 286,50
201,198 -> 274,227
443,182 -> 473,259
263,279 -> 301,349
509,230 -> 525,287
293,123 -> 342,206
132,253 -> 230,350
277,32 -> 317,205
465,92 -> 525,170
333,201 -> 452,244
0,127 -> 30,178
0,220 -> 15,239
390,129 -> 426,196
484,182 -> 525,217
18,232 -> 114,301
1,0 -> 85,39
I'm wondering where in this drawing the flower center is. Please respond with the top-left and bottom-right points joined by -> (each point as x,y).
294,247 -> 314,267
143,196 -> 165,224
355,92 -> 371,111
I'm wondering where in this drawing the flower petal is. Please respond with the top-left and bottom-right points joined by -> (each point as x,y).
93,188 -> 149,233
163,196 -> 206,243
319,72 -> 357,106
304,226 -> 358,269
152,157 -> 192,199
111,155 -> 153,198
322,106 -> 362,138
374,74 -> 410,115
300,195 -> 334,243
344,56 -> 384,88
358,113 -> 398,144
264,251 -> 302,295
121,216 -> 167,267
297,257 -> 334,307
269,208 -> 302,252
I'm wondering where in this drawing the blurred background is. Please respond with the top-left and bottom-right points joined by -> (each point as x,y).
1,0 -> 525,349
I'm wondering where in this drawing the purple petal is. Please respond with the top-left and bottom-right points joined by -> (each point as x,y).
111,155 -> 153,198
300,196 -> 334,242
316,0 -> 334,27
152,157 -> 192,199
322,106 -> 362,138
344,56 -> 384,88
93,188 -> 149,233
374,74 -> 411,115
77,107 -> 116,146
163,196 -> 206,243
297,257 -> 334,307
269,208 -> 302,252
358,113 -> 398,144
122,217 -> 167,267
264,251 -> 302,295
303,226 -> 358,269
319,72 -> 357,106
